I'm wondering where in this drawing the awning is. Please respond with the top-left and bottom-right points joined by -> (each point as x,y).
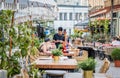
14,0 -> 58,24
15,7 -> 56,24
75,19 -> 89,26
89,4 -> 120,17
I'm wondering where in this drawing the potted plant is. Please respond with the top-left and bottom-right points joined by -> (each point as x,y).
78,58 -> 96,78
52,49 -> 62,62
111,48 -> 120,67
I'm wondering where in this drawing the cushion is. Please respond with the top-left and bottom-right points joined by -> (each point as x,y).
45,70 -> 66,75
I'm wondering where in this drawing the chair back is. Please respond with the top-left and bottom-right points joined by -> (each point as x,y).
99,58 -> 110,73
73,50 -> 88,62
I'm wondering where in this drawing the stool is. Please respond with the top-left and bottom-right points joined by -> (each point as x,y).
45,70 -> 66,78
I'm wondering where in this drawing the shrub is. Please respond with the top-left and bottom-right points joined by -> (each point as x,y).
52,49 -> 62,56
78,58 -> 96,70
111,48 -> 120,60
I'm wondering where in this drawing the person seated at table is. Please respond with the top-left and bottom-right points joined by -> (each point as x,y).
38,38 -> 53,55
111,37 -> 120,46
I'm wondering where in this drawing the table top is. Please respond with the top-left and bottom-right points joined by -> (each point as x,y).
34,57 -> 77,69
65,73 -> 109,78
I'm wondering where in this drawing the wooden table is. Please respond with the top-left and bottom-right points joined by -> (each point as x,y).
34,58 -> 77,70
65,73 -> 110,78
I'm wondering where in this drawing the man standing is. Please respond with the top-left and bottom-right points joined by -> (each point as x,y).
53,27 -> 64,48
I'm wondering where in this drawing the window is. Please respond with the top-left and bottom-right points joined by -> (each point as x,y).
75,13 -> 82,21
75,13 -> 79,20
64,13 -> 67,20
59,13 -> 63,20
84,13 -> 88,19
79,13 -> 82,20
54,0 -> 57,2
69,13 -> 73,20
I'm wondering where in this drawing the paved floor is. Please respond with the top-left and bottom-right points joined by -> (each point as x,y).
95,57 -> 120,78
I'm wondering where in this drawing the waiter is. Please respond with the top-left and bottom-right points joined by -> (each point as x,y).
53,27 -> 64,48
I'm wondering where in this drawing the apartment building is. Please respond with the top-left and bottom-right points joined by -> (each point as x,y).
54,0 -> 88,35
88,0 -> 120,36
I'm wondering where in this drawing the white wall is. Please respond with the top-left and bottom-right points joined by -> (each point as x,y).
55,0 -> 88,6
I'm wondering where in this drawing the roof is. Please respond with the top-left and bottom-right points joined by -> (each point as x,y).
58,5 -> 88,8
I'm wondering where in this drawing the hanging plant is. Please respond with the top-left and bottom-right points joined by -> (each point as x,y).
104,19 -> 109,35
93,20 -> 98,33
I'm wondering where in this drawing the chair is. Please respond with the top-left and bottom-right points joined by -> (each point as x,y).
45,70 -> 66,78
73,50 -> 88,62
99,58 -> 110,73
104,47 -> 115,61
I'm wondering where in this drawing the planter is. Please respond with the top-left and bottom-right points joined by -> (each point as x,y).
53,56 -> 60,62
83,70 -> 93,78
114,60 -> 120,67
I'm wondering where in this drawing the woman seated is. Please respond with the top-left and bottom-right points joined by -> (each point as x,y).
39,38 -> 56,55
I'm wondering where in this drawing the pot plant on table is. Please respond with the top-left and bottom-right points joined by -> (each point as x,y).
52,49 -> 62,62
111,48 -> 120,67
78,58 -> 96,78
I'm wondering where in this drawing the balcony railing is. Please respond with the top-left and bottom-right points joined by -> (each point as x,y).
105,0 -> 120,7
89,6 -> 104,13
0,2 -> 28,10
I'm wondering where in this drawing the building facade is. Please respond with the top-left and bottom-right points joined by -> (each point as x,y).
88,0 -> 120,36
54,0 -> 88,35
55,0 -> 88,6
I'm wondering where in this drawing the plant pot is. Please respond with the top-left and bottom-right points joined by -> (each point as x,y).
114,60 -> 120,67
83,70 -> 93,78
53,56 -> 60,62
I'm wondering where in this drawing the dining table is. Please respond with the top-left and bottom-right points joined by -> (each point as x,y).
34,56 -> 77,72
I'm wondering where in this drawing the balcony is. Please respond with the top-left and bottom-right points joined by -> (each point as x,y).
105,0 -> 120,7
89,6 -> 104,13
0,2 -> 27,11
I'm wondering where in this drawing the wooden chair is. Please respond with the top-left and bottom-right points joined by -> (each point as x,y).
73,50 -> 88,62
13,69 -> 29,78
99,58 -> 110,73
29,55 -> 36,62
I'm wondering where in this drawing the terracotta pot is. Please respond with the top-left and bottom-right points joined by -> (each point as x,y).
114,60 -> 120,67
53,56 -> 60,62
83,70 -> 93,78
